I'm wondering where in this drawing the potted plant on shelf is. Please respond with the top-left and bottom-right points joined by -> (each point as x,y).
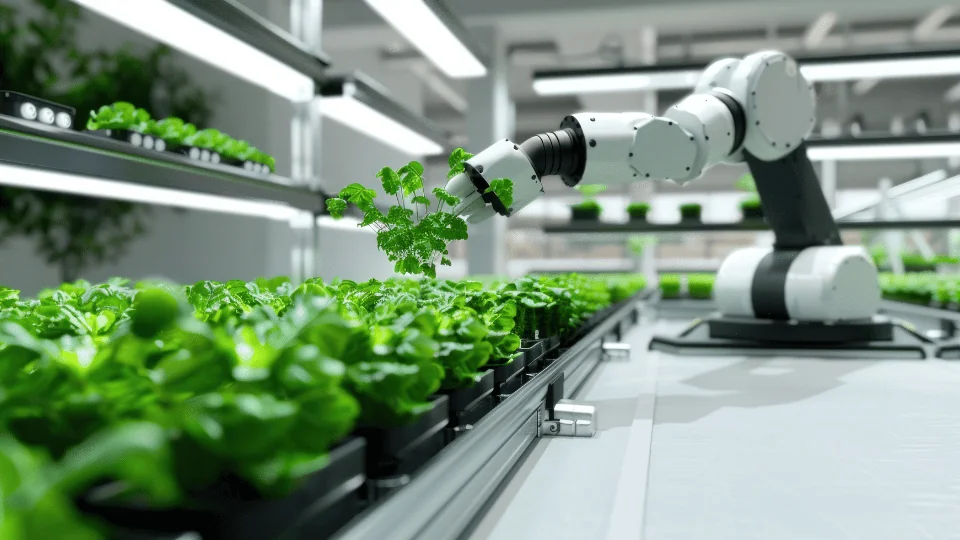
626,202 -> 651,223
740,196 -> 763,221
570,184 -> 606,221
678,203 -> 702,223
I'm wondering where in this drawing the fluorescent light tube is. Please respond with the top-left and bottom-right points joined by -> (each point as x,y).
364,0 -> 486,79
533,71 -> 700,95
318,76 -> 446,156
799,57 -> 960,82
833,169 -> 947,219
70,0 -> 314,102
807,142 -> 960,161
0,162 -> 302,221
316,215 -> 373,232
533,50 -> 960,95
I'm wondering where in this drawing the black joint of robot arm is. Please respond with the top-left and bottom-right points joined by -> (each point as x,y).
519,117 -> 587,187
708,90 -> 747,155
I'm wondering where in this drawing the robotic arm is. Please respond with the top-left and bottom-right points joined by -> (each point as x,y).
446,50 -> 882,323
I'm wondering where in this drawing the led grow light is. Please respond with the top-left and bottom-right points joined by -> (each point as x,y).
318,74 -> 446,156
0,163 -> 303,221
533,49 -> 960,95
364,0 -> 487,78
807,140 -> 960,161
70,0 -> 315,102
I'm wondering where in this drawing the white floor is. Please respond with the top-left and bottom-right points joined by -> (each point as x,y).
468,317 -> 960,540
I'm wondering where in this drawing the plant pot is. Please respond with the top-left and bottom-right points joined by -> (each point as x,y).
221,155 -> 273,175
177,144 -> 225,165
1,90 -> 76,129
571,207 -> 601,221
76,437 -> 366,540
740,206 -> 764,221
437,370 -> 495,442
679,212 -> 701,223
521,339 -> 549,376
489,354 -> 527,401
354,396 -> 449,480
627,212 -> 649,223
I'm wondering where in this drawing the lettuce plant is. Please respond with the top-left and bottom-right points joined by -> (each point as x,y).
86,102 -> 152,132
325,149 -> 513,278
145,117 -> 198,145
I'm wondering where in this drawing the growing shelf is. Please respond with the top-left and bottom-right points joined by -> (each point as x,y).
543,219 -> 960,234
0,115 -> 327,214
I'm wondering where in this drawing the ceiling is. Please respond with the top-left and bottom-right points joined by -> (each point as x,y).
322,1 -> 960,193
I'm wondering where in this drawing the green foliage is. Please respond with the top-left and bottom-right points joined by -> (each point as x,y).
326,149 -> 513,278
626,202 -> 650,215
627,235 -> 655,256
571,200 -> 602,212
736,173 -> 757,192
85,102 -> 151,132
679,203 -> 702,219
740,196 -> 761,210
575,184 -> 607,201
686,274 -> 715,299
659,274 -> 681,299
447,148 -> 474,180
485,178 -> 514,210
0,272 -> 648,532
145,117 -> 197,145
0,0 -> 212,282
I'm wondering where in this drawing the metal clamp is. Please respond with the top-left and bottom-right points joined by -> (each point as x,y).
602,341 -> 631,358
538,373 -> 597,438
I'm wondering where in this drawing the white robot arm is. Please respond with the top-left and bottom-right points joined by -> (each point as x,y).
445,50 -> 881,324
445,50 -> 815,221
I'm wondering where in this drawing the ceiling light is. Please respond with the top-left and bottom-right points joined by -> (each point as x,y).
807,136 -> 960,161
363,0 -> 487,78
70,0 -> 317,102
0,162 -> 303,221
533,49 -> 960,95
318,73 -> 446,156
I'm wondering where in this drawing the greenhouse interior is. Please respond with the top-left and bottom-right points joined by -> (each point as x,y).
1,0 -> 960,538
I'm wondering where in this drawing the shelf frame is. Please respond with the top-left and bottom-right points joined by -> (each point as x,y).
543,219 -> 960,234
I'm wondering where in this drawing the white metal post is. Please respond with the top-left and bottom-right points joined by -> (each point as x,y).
289,0 -> 324,282
465,25 -> 511,276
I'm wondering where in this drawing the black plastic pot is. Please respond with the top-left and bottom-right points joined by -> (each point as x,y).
521,339 -> 548,376
438,370 -> 495,441
77,437 -> 366,540
489,354 -> 527,401
354,396 -> 449,479
87,128 -> 171,154
571,207 -> 601,221
679,212 -> 701,223
1,90 -> 76,129
627,211 -> 649,223
740,206 -> 764,221
177,144 -> 226,165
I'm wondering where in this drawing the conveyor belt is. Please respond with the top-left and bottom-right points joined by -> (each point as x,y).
467,314 -> 960,540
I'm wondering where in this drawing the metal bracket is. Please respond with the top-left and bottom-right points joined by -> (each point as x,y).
601,341 -> 631,359
538,373 -> 597,438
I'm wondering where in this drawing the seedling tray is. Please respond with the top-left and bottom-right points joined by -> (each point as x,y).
87,128 -> 170,153
355,396 -> 449,478
1,90 -> 76,129
77,437 -> 366,540
571,208 -> 600,221
489,354 -> 527,399
439,370 -> 495,426
627,214 -> 648,223
521,339 -> 548,375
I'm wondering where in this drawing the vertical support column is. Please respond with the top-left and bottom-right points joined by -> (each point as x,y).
635,26 -> 659,282
466,25 -> 511,276
878,177 -> 904,275
288,0 -> 324,282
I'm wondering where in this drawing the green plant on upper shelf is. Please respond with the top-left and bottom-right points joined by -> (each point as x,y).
570,184 -> 606,219
146,116 -> 198,145
735,173 -> 756,193
687,273 -> 715,299
679,203 -> 702,221
86,101 -> 152,132
324,149 -> 512,278
626,202 -> 651,221
627,234 -> 655,256
659,274 -> 681,299
0,0 -> 212,282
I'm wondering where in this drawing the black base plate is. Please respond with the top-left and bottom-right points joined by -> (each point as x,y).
650,316 -> 931,359
936,344 -> 960,359
708,316 -> 894,343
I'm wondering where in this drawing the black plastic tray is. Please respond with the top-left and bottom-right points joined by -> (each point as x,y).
78,437 -> 366,540
1,90 -> 76,128
489,354 -> 527,400
521,339 -> 548,376
354,396 -> 449,478
439,370 -> 495,426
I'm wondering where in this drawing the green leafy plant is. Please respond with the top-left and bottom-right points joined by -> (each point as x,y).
145,117 -> 198,145
86,101 -> 152,132
325,150 -> 512,278
570,184 -> 606,218
446,147 -> 473,179
485,178 -> 514,210
659,274 -> 681,299
687,274 -> 715,299
626,202 -> 650,220
679,203 -> 702,221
